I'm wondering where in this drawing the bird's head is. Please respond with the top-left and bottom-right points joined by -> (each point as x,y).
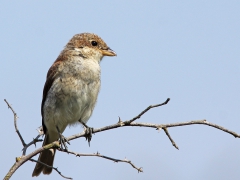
66,33 -> 116,61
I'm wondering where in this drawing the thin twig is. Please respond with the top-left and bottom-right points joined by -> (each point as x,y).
4,141 -> 60,180
67,119 -> 240,143
22,135 -> 43,155
4,99 -> 43,156
5,98 -> 240,180
58,149 -> 143,173
163,127 -> 179,149
127,98 -> 170,124
4,99 -> 26,147
30,159 -> 72,179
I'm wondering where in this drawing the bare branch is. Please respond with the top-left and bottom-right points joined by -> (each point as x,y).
4,99 -> 26,147
67,119 -> 240,144
58,149 -> 143,173
30,159 -> 72,179
3,141 -> 60,180
132,120 -> 240,138
163,127 -> 179,149
22,135 -> 43,155
4,99 -> 43,156
5,98 -> 240,179
127,98 -> 170,124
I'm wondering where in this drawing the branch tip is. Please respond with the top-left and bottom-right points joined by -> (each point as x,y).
163,127 -> 179,150
138,167 -> 143,173
5,97 -> 240,179
128,98 -> 171,123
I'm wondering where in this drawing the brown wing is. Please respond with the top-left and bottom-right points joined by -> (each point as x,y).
41,61 -> 61,134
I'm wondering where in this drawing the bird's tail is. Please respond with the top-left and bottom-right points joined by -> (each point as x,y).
32,133 -> 57,177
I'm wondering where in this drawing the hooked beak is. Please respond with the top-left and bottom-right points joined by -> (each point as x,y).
101,48 -> 117,56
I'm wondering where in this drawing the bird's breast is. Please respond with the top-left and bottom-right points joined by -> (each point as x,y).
43,57 -> 101,132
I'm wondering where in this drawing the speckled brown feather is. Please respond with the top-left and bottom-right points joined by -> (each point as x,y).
66,33 -> 109,50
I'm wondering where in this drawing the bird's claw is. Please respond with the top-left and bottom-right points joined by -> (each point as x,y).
59,134 -> 70,151
81,122 -> 94,146
56,126 -> 70,151
84,127 -> 93,146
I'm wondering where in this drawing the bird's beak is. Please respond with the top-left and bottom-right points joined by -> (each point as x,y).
101,48 -> 117,56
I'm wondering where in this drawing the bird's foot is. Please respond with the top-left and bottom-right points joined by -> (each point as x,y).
82,123 -> 93,147
59,134 -> 70,151
56,126 -> 70,151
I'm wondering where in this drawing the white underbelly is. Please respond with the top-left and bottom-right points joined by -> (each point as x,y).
43,76 -> 100,133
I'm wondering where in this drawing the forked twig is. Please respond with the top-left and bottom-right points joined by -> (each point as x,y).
4,99 -> 43,156
4,99 -> 26,147
4,98 -> 240,180
58,149 -> 143,173
22,135 -> 43,155
163,127 -> 179,149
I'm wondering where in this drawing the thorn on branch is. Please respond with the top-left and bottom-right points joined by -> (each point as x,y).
118,117 -> 124,126
16,157 -> 22,162
22,135 -> 43,156
156,126 -> 162,132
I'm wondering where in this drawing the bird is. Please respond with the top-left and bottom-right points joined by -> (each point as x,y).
32,33 -> 116,177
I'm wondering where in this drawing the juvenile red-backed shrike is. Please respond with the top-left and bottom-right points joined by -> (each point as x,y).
32,33 -> 116,177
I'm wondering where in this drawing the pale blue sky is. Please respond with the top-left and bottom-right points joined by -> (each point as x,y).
1,1 -> 240,180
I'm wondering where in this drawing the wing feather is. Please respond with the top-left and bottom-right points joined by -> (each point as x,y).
41,60 -> 62,133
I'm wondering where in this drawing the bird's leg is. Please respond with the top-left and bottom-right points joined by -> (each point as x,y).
82,122 -> 93,147
56,126 -> 70,151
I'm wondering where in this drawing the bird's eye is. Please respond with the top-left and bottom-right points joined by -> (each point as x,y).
91,41 -> 98,46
